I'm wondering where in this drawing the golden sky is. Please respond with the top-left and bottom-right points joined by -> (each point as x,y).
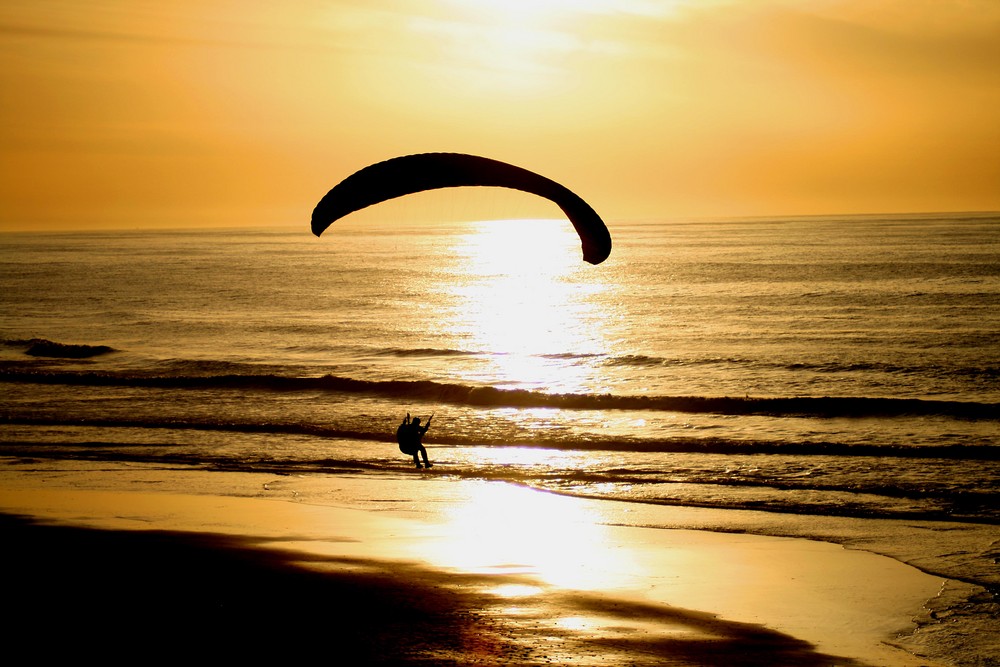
1,0 -> 998,230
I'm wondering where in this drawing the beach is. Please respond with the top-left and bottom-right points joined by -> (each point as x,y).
1,459 -> 948,666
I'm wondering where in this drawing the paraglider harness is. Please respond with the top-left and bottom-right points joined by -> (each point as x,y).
397,414 -> 432,455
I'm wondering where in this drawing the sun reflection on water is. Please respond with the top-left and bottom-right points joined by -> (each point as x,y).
444,218 -> 616,394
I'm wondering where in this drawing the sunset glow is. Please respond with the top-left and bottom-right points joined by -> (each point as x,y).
2,4 -> 996,662
1,1 -> 998,230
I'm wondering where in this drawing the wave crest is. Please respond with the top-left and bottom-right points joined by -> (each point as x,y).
2,338 -> 116,359
1,367 -> 996,420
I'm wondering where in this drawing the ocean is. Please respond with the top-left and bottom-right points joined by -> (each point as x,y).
2,213 -> 998,659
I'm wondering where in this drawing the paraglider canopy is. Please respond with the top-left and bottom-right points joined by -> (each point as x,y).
311,153 -> 612,265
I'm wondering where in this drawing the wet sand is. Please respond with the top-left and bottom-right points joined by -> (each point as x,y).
0,461 -> 944,665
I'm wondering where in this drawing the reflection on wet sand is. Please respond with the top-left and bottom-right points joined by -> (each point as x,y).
418,481 -> 634,591
0,512 -> 852,665
0,466 -> 939,665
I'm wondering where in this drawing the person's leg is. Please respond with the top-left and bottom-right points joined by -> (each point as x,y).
418,445 -> 431,468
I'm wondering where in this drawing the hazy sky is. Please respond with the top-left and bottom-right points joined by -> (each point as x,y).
1,0 -> 998,230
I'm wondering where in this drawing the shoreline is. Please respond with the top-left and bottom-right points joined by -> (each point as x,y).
0,459 -> 948,665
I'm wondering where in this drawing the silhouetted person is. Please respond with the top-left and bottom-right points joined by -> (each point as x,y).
397,413 -> 432,468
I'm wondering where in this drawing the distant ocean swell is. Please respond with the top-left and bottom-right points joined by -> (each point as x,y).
602,353 -> 1000,378
2,415 -> 997,460
304,345 -> 1000,380
6,337 -> 997,379
2,369 -> 996,420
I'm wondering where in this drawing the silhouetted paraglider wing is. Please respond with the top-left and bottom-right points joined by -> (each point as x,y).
310,153 -> 611,265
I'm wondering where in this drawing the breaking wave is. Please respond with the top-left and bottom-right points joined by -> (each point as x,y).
1,368 -> 996,420
2,338 -> 116,359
